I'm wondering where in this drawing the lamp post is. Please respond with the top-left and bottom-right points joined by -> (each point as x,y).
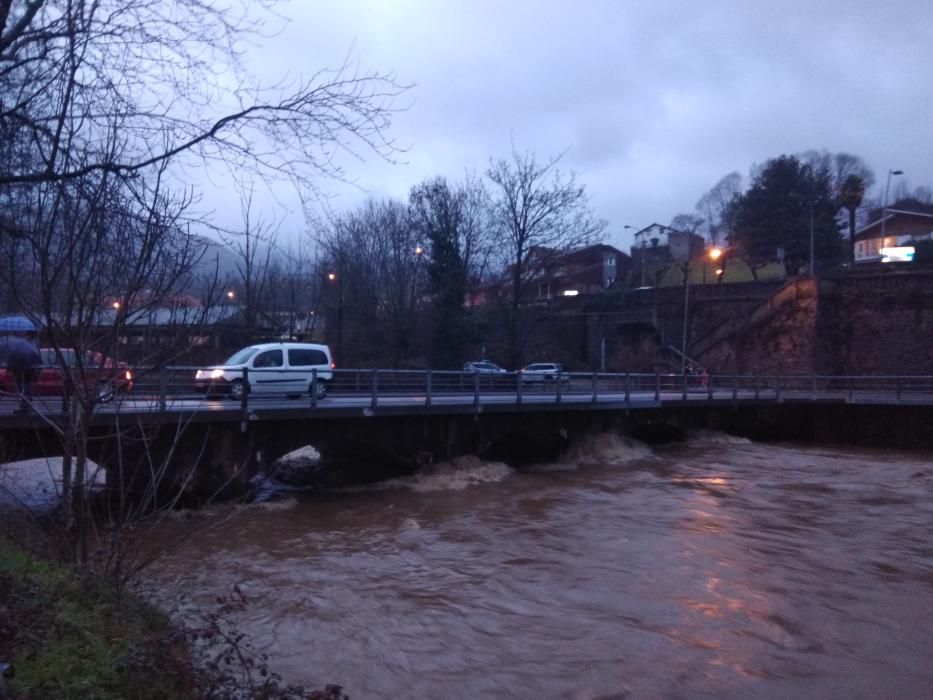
681,247 -> 726,374
680,262 -> 690,374
624,224 -> 646,287
879,169 -> 904,258
327,271 -> 343,360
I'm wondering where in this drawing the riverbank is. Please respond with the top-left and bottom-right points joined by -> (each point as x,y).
0,534 -> 199,699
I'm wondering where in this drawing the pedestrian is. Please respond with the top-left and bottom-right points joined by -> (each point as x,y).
686,363 -> 699,387
3,333 -> 41,413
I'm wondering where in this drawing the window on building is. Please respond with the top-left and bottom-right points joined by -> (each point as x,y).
605,255 -> 616,266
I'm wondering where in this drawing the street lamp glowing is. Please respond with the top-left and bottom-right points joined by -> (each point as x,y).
880,169 -> 904,256
327,272 -> 337,282
415,245 -> 424,257
708,247 -> 723,261
112,301 -> 121,310
226,290 -> 235,300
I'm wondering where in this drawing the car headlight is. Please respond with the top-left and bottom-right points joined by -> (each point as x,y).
210,369 -> 225,379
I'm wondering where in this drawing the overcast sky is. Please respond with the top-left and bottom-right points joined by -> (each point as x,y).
219,0 -> 933,253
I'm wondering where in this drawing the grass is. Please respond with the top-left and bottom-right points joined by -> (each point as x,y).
0,535 -> 199,699
654,259 -> 786,286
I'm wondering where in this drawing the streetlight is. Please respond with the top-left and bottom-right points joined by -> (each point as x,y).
327,271 -> 343,360
681,247 -> 728,374
226,290 -> 235,301
624,224 -> 647,287
879,169 -> 904,258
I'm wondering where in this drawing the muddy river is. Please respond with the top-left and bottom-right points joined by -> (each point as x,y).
146,433 -> 933,698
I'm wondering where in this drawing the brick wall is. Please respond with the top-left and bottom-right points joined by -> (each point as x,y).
696,272 -> 933,376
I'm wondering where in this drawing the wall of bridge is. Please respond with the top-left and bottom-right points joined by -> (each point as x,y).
695,272 -> 933,376
3,400 -> 931,502
577,281 -> 783,371
97,402 -> 933,497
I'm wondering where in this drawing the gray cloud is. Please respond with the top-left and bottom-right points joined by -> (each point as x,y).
209,0 -> 933,253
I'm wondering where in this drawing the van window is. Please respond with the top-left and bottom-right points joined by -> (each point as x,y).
288,348 -> 328,366
225,347 -> 259,365
253,349 -> 283,368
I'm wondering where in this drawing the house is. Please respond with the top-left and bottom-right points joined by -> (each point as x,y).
629,224 -> 705,266
853,209 -> 933,263
528,243 -> 631,300
469,243 -> 631,305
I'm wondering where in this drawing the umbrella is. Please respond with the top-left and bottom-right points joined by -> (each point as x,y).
0,315 -> 38,332
0,335 -> 39,365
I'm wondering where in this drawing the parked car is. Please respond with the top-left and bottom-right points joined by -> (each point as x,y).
462,361 -> 507,373
195,342 -> 334,400
519,362 -> 570,383
0,348 -> 133,402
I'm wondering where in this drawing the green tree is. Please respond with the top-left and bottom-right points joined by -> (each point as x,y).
409,177 -> 469,368
838,173 -> 866,265
729,155 -> 844,276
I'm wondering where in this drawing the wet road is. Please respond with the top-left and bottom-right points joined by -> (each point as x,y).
147,434 -> 933,698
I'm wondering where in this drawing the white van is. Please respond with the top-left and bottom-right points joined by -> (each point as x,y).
195,342 -> 334,400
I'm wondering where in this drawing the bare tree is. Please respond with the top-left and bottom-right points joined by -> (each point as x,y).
222,187 -> 279,330
0,162 -> 219,560
669,213 -> 704,235
695,172 -> 743,244
0,0 -> 407,193
487,148 -> 606,366
317,198 -> 424,366
0,0 -> 407,574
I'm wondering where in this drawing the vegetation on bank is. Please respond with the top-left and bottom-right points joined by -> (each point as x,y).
0,535 -> 198,699
0,533 -> 349,699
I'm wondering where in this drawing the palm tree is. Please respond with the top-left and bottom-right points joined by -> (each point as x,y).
838,174 -> 866,265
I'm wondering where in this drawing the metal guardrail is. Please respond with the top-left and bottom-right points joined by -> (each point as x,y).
86,366 -> 933,413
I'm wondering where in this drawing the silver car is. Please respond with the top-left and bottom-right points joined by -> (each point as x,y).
463,361 -> 507,373
519,362 -> 570,383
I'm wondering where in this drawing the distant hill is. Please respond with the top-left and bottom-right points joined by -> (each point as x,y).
195,236 -> 244,282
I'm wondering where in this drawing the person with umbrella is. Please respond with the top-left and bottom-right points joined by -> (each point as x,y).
0,317 -> 42,413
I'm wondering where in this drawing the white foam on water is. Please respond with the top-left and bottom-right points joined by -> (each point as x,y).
400,517 -> 421,529
686,430 -> 753,447
409,455 -> 513,493
0,457 -> 105,512
251,496 -> 300,512
559,432 -> 654,468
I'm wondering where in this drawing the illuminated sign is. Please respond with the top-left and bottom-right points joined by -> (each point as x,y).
562,289 -> 579,297
881,246 -> 915,263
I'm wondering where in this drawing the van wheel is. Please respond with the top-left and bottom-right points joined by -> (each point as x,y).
229,379 -> 248,400
310,379 -> 327,400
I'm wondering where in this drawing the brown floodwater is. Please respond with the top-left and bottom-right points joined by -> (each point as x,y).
147,433 -> 933,699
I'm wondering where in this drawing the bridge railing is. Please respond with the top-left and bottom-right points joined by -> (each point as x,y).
77,365 -> 933,412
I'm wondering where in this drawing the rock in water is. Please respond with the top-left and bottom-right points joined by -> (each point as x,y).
270,445 -> 322,486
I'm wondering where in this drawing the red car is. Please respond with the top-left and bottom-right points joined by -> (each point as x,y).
0,348 -> 133,403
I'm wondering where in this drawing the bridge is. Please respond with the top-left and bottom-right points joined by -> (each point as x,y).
2,368 -> 932,499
